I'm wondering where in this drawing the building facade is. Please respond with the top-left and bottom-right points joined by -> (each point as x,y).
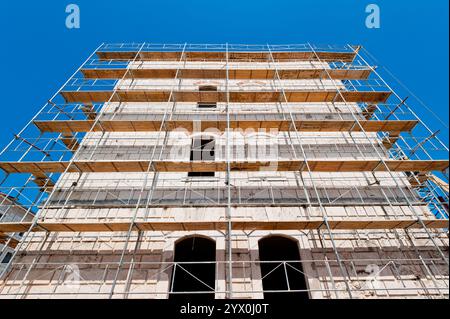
0,194 -> 33,274
0,43 -> 448,299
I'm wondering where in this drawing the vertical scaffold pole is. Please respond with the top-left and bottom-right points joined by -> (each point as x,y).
225,43 -> 233,299
266,44 -> 354,299
0,43 -> 106,279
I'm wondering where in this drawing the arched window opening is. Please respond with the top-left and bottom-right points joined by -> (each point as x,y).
258,236 -> 309,299
169,236 -> 216,299
199,85 -> 218,91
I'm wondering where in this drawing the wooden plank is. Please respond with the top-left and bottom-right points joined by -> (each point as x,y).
383,160 -> 450,173
61,133 -> 80,151
339,91 -> 391,103
0,223 -> 33,232
32,174 -> 55,193
97,51 -> 357,62
0,160 -> 448,175
0,218 -> 447,234
423,220 -> 450,228
81,68 -> 372,80
0,232 -> 19,249
60,90 -> 391,104
33,120 -> 418,134
429,174 -> 449,193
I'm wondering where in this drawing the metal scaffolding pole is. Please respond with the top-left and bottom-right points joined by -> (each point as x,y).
308,43 -> 449,266
225,43 -> 233,299
108,43 -> 188,299
0,43 -> 448,299
0,43 -> 106,279
266,44 -> 354,299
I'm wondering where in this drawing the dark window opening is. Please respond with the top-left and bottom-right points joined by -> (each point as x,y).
188,172 -> 215,177
197,103 -> 217,109
1,252 -> 13,264
438,196 -> 449,212
169,236 -> 216,300
199,85 -> 217,92
188,138 -> 215,178
258,236 -> 309,299
198,86 -> 218,109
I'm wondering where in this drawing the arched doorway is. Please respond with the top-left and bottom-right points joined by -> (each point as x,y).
169,236 -> 216,299
258,236 -> 309,299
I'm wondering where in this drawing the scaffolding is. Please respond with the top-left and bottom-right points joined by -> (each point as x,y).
0,43 -> 448,299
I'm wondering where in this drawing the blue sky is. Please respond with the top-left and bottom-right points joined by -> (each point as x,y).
0,0 -> 448,146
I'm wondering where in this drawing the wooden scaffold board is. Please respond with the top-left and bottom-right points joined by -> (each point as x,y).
0,218 -> 448,236
60,90 -> 391,104
0,232 -> 19,249
34,119 -> 418,134
96,51 -> 358,62
0,159 -> 448,175
81,68 -> 372,80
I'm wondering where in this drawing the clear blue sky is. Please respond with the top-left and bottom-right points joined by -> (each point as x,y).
0,0 -> 448,145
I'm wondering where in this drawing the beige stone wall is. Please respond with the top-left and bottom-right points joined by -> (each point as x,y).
0,58 -> 448,299
0,195 -> 33,274
0,229 -> 447,299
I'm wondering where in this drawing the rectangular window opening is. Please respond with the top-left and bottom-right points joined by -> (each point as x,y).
197,102 -> 217,109
188,138 -> 215,178
1,252 -> 13,264
198,86 -> 218,109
